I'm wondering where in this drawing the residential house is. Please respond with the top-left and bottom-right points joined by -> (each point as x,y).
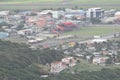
114,11 -> 120,24
50,61 -> 67,73
91,38 -> 107,43
93,57 -> 109,65
62,57 -> 76,67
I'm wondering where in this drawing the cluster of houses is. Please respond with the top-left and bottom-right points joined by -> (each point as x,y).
0,8 -> 120,75
49,36 -> 120,67
50,57 -> 76,73
0,7 -> 120,38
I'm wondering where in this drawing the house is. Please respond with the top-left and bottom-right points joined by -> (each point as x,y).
104,9 -> 116,17
102,51 -> 113,55
35,37 -> 46,42
62,57 -> 76,67
91,38 -> 107,43
17,29 -> 33,36
93,57 -> 109,65
55,21 -> 77,32
101,17 -> 118,24
27,40 -> 37,44
115,11 -> 120,19
35,18 -> 46,27
50,56 -> 76,73
68,41 -> 76,47
65,9 -> 86,20
114,11 -> 120,24
50,61 -> 67,73
0,32 -> 9,38
0,11 -> 9,16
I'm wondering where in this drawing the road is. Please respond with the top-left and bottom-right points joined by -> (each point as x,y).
33,33 -> 116,47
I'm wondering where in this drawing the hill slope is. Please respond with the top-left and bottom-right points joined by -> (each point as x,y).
0,40 -> 64,80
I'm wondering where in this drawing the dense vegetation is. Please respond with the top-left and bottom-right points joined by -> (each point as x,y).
0,40 -> 120,80
50,68 -> 120,80
0,40 -> 64,80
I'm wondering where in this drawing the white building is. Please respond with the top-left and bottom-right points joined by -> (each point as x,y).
0,11 -> 9,16
50,61 -> 67,73
87,7 -> 104,19
62,57 -> 76,67
93,57 -> 109,65
115,11 -> 120,19
91,38 -> 107,43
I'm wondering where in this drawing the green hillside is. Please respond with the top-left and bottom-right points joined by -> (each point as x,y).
0,40 -> 64,80
0,39 -> 120,80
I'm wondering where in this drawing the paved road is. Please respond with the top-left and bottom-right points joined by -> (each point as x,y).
33,33 -> 116,47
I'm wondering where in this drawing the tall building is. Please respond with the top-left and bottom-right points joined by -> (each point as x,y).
87,7 -> 104,19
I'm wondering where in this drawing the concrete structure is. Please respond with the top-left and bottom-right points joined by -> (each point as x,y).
50,61 -> 67,73
115,11 -> 120,19
91,38 -> 107,43
87,7 -> 104,19
93,57 -> 109,65
62,57 -> 76,67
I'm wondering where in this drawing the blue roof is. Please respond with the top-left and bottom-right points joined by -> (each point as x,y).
0,32 -> 9,38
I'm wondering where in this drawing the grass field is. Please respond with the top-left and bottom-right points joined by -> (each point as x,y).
0,0 -> 120,4
72,0 -> 120,4
0,0 -> 60,3
4,26 -> 120,44
5,36 -> 27,43
0,0 -> 120,10
64,26 -> 120,37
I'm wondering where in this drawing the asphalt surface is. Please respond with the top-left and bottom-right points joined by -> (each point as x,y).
34,33 -> 116,47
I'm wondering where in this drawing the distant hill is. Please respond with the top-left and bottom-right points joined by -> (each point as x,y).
0,0 -> 120,16
0,0 -> 119,5
0,0 -> 60,3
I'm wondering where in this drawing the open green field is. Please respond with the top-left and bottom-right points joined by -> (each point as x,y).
64,26 -> 120,37
72,0 -> 120,4
4,26 -> 120,43
0,5 -> 120,11
0,0 -> 120,4
0,0 -> 120,10
0,0 -> 60,3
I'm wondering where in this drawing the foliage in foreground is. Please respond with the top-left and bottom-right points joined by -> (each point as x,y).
49,68 -> 120,80
0,40 -> 64,80
0,40 -> 120,80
